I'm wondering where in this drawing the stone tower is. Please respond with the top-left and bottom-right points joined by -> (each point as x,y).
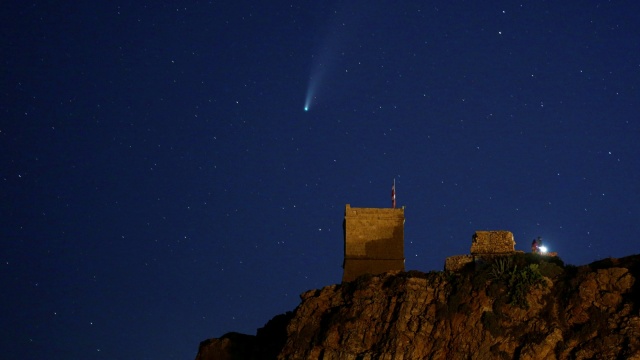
342,204 -> 405,282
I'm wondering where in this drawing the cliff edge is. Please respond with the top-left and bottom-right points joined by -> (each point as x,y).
195,254 -> 640,359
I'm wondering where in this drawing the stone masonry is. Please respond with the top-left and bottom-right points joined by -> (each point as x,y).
342,204 -> 405,282
444,255 -> 474,272
445,230 -> 517,271
470,230 -> 515,255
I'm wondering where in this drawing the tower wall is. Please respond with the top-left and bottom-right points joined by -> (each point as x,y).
342,204 -> 405,282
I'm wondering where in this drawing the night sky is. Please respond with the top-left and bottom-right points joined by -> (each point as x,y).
2,1 -> 640,359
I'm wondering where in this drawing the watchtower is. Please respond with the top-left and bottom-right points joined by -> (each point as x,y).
342,204 -> 405,282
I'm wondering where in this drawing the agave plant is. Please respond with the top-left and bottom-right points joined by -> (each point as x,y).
489,257 -> 513,281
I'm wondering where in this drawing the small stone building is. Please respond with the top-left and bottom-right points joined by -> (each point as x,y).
342,204 -> 405,282
444,230 -> 518,271
471,230 -> 516,255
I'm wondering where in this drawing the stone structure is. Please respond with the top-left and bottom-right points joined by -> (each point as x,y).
471,230 -> 516,255
445,230 -> 517,271
342,204 -> 405,282
444,255 -> 474,272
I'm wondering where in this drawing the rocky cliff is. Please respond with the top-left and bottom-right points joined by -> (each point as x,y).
195,254 -> 640,359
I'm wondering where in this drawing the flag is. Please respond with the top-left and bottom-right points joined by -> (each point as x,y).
391,179 -> 396,208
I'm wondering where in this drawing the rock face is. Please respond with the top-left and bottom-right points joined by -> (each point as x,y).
195,254 -> 640,360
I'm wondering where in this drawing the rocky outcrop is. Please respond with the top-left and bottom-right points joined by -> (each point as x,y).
195,254 -> 640,359
195,312 -> 292,360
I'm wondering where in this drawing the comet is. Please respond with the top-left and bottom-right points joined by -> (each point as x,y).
303,76 -> 317,112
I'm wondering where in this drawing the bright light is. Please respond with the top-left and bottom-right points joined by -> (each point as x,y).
539,246 -> 548,253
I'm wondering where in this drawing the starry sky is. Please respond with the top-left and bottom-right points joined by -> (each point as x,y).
2,1 -> 639,359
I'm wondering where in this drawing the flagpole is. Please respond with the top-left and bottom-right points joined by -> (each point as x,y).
392,178 -> 396,209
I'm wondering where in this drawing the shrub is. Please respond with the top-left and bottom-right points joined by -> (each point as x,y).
538,261 -> 564,279
489,257 -> 513,281
506,264 -> 546,308
485,256 -> 547,309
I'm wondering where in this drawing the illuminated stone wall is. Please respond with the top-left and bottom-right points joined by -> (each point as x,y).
445,231 -> 517,271
470,231 -> 515,255
444,255 -> 474,272
342,204 -> 405,282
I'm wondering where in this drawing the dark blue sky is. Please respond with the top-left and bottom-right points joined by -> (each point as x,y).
2,1 -> 639,359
